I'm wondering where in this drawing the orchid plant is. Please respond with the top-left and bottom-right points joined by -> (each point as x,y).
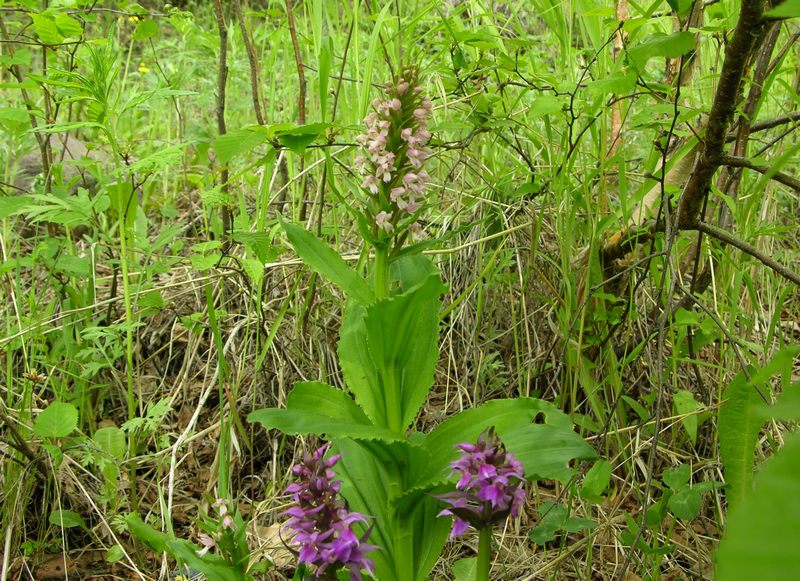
249,66 -> 596,581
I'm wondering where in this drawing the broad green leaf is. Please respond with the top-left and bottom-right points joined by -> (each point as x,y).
34,402 -> 78,438
168,539 -> 246,581
580,459 -> 612,502
125,514 -> 170,552
241,257 -> 264,289
213,127 -> 271,164
663,464 -> 691,490
191,253 -> 220,272
674,390 -> 702,444
105,545 -> 125,563
627,32 -> 695,70
31,14 -> 63,45
339,303 -> 384,426
54,14 -> 83,37
718,371 -> 763,510
49,509 -> 88,531
452,557 -> 477,581
248,382 -> 406,444
529,502 -> 594,544
716,433 -> 800,580
501,422 -> 598,482
93,427 -> 126,460
334,438 -> 449,581
275,123 -> 329,156
747,345 -> 800,391
417,398 -> 592,487
586,71 -> 637,95
529,95 -> 563,117
766,0 -> 800,18
232,231 -> 275,263
665,0 -> 694,15
286,382 -> 372,424
132,19 -> 158,41
362,273 -> 445,431
0,195 -> 32,220
763,382 -> 800,422
338,271 -> 444,431
247,408 -> 403,443
668,488 -> 702,520
282,221 -> 374,305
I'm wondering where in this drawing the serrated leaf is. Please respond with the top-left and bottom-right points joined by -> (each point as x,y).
232,230 -> 275,263
242,257 -> 264,288
191,253 -> 220,271
31,14 -> 63,45
0,195 -> 32,219
529,95 -> 563,117
34,401 -> 78,438
54,13 -> 83,37
138,290 -> 165,310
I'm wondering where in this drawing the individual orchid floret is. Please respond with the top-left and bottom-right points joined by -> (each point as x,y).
196,533 -> 216,557
355,66 -> 433,238
284,444 -> 378,580
436,428 -> 527,539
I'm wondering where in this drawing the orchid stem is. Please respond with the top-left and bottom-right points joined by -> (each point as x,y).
476,527 -> 492,581
374,244 -> 389,299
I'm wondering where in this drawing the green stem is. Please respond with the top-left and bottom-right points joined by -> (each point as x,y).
476,527 -> 493,581
390,476 -> 414,581
374,245 -> 389,300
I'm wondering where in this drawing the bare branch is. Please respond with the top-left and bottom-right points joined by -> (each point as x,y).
694,221 -> 800,287
676,0 -> 766,228
722,154 -> 800,192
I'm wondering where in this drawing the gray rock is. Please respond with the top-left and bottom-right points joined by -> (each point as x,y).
13,134 -> 107,194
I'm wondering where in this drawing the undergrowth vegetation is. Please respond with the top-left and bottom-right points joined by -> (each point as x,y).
1,0 -> 799,579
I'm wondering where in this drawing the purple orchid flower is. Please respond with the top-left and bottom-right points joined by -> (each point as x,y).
283,444 -> 378,580
436,428 -> 527,538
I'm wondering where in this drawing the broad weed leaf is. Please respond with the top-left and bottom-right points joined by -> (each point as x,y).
34,401 -> 78,438
716,433 -> 800,580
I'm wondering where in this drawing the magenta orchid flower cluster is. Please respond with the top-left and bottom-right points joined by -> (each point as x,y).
437,428 -> 527,538
355,67 -> 432,239
283,444 -> 378,580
